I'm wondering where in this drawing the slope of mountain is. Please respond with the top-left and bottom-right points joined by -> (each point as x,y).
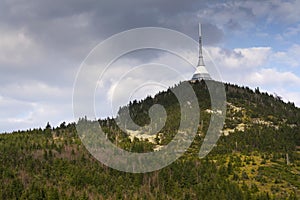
1,80 -> 299,199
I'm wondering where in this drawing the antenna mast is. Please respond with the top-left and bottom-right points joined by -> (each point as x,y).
198,23 -> 205,66
191,22 -> 212,81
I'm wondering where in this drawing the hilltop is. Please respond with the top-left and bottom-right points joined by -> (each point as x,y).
1,80 -> 299,199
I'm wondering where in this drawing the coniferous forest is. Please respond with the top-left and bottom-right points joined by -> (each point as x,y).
1,80 -> 299,199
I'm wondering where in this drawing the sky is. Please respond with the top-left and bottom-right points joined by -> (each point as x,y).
1,0 -> 300,133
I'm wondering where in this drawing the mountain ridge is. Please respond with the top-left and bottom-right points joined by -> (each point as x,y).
1,80 -> 299,199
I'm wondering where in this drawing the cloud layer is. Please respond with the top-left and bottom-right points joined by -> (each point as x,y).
0,0 -> 300,132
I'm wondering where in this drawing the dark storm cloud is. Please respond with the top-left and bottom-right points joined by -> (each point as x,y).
3,0 -> 299,132
0,0 -> 225,87
0,0 -> 225,132
0,0 -> 223,55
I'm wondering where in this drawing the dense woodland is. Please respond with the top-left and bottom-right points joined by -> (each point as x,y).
1,80 -> 299,199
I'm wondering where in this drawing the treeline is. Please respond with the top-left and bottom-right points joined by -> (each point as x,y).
1,80 -> 299,199
3,126 -> 294,199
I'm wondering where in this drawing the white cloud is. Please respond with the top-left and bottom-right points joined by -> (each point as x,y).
0,81 -> 71,103
234,1 -> 300,24
284,24 -> 300,37
271,44 -> 300,68
279,90 -> 300,107
0,28 -> 42,65
0,97 -> 73,132
196,1 -> 255,30
246,68 -> 300,87
0,81 -> 73,132
203,45 -> 300,107
207,46 -> 271,69
95,53 -> 194,117
196,0 -> 300,37
266,0 -> 300,24
2,102 -> 73,132
0,95 -> 36,119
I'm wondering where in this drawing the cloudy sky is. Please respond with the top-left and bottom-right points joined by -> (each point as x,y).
1,0 -> 300,133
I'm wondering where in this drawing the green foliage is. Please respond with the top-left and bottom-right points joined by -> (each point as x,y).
0,81 -> 299,199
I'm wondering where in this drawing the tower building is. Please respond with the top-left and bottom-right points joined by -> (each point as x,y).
191,23 -> 212,81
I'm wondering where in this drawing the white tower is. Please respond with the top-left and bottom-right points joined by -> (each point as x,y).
191,23 -> 212,81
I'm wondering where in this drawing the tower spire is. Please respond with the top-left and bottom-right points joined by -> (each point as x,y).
191,22 -> 212,81
198,23 -> 205,66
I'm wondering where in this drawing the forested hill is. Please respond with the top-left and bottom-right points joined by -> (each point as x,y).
1,80 -> 299,199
